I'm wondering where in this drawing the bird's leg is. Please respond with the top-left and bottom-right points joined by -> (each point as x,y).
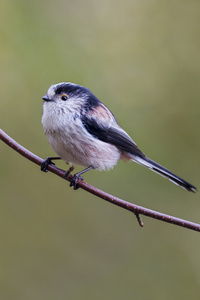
41,156 -> 61,172
70,166 -> 93,190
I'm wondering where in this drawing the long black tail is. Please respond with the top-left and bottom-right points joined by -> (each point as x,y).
132,156 -> 196,192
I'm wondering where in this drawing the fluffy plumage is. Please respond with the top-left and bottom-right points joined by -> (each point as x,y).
42,82 -> 196,192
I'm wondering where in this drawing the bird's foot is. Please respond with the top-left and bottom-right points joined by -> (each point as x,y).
41,157 -> 55,172
67,166 -> 93,190
41,156 -> 61,172
69,174 -> 84,190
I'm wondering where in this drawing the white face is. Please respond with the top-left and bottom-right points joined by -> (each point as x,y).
47,84 -> 57,100
42,82 -> 87,116
44,82 -> 88,102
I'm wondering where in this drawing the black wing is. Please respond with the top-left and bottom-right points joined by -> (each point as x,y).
81,104 -> 146,158
81,104 -> 197,192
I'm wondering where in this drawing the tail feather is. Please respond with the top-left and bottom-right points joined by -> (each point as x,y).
132,156 -> 196,192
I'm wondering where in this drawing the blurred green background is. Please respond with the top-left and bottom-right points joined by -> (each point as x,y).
1,0 -> 200,299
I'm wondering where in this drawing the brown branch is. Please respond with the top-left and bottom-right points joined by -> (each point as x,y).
1,128 -> 199,232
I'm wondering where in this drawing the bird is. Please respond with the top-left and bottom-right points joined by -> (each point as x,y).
41,82 -> 196,192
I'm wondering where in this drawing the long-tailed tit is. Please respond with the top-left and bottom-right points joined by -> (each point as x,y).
41,82 -> 196,192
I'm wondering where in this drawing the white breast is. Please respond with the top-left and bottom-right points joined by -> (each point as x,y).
42,102 -> 120,170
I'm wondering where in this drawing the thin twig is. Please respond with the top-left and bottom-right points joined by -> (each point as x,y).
0,128 -> 199,232
134,213 -> 144,227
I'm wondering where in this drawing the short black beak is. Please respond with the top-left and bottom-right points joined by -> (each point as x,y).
42,95 -> 51,102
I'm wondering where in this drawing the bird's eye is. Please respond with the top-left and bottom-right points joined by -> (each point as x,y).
61,94 -> 68,101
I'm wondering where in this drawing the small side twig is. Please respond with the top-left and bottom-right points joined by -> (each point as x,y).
0,128 -> 199,232
135,213 -> 144,227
